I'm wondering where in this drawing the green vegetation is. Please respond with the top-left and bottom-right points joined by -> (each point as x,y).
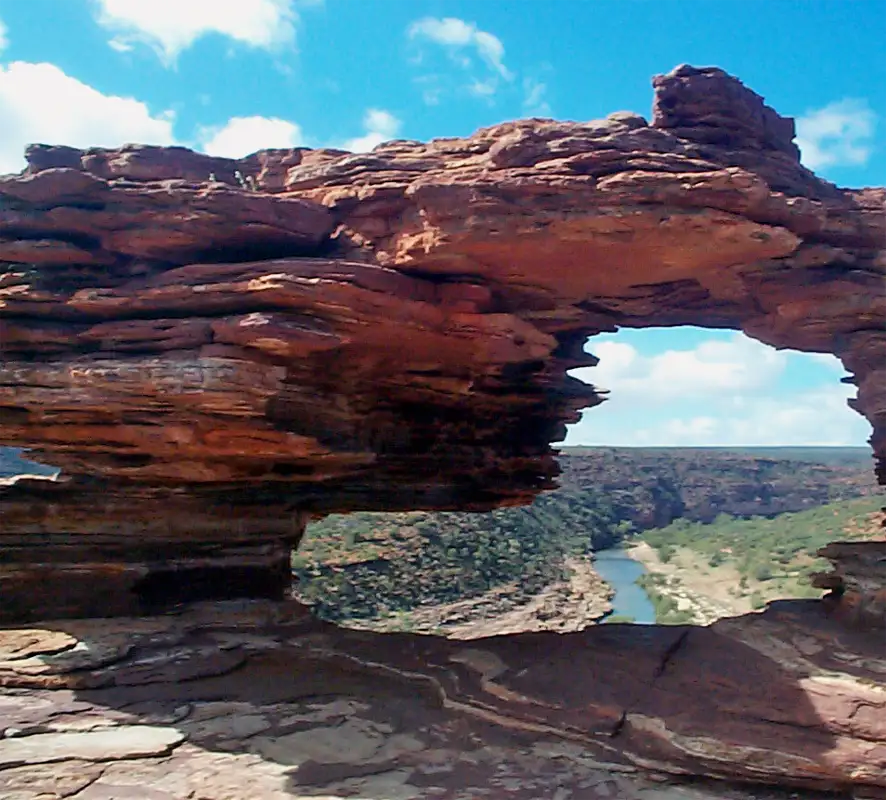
635,574 -> 694,624
290,448 -> 878,628
639,496 -> 884,602
295,488 -> 630,622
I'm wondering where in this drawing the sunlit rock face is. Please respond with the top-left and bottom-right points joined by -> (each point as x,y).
0,64 -> 884,621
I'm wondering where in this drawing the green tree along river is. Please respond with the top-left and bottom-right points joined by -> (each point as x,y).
294,487 -> 630,624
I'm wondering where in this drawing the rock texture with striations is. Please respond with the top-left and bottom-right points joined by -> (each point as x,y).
1,599 -> 884,798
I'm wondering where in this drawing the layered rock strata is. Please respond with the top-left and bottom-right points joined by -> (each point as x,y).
557,448 -> 878,528
1,64 -> 884,620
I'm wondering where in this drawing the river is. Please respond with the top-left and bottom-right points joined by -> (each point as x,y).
593,546 -> 657,624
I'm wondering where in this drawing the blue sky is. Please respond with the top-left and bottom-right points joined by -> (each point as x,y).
0,0 -> 880,447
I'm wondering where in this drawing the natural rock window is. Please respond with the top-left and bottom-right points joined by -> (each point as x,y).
1,65 -> 882,630
291,328 -> 880,633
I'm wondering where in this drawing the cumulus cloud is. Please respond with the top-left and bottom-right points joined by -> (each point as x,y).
0,61 -> 175,174
199,115 -> 303,157
563,332 -> 869,447
0,56 -> 398,170
201,108 -> 402,156
0,17 -> 8,52
408,16 -> 513,102
723,385 -> 864,446
796,98 -> 877,171
623,385 -> 865,448
93,0 -> 298,64
342,109 -> 401,152
572,334 -> 788,405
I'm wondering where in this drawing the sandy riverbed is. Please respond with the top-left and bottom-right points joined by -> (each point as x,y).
627,541 -> 755,625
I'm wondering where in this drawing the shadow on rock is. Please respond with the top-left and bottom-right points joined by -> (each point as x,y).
0,598 -> 883,799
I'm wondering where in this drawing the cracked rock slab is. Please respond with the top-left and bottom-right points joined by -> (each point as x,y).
0,725 -> 185,767
0,599 -> 882,798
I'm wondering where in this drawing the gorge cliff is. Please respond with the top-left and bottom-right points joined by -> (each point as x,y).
292,448 -> 876,626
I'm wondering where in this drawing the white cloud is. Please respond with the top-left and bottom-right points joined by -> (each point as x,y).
408,16 -> 514,103
197,96 -> 398,158
93,0 -> 298,64
626,385 -> 866,448
408,17 -> 511,79
804,352 -> 846,371
471,29 -> 510,79
199,115 -> 303,157
563,332 -> 870,447
413,74 -> 444,106
468,78 -> 498,98
0,61 -> 176,174
343,108 -> 400,153
0,17 -> 8,52
572,334 -> 788,405
0,58 -> 395,170
796,98 -> 877,171
522,77 -> 551,117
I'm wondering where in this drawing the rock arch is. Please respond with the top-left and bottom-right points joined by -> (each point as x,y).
0,65 -> 883,622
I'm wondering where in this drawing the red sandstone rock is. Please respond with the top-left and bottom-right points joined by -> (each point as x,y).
0,63 -> 885,798
0,64 -> 884,622
0,600 -> 882,796
652,64 -> 800,158
815,539 -> 886,628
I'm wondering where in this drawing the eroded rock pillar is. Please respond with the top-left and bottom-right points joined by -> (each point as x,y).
0,478 -> 307,623
815,540 -> 886,629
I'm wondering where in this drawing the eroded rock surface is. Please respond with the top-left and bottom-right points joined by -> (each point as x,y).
0,600 -> 883,799
816,540 -> 886,628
